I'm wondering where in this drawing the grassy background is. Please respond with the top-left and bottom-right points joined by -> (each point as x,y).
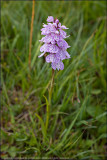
1,1 -> 106,159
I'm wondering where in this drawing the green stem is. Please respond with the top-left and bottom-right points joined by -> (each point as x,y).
49,69 -> 54,104
46,69 -> 55,130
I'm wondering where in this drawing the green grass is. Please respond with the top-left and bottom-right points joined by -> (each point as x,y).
1,1 -> 106,159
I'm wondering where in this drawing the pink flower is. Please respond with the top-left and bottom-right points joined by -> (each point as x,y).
38,16 -> 71,70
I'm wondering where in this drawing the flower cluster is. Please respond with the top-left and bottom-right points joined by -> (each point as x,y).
38,16 -> 70,70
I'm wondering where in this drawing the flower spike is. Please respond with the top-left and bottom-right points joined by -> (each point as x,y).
38,16 -> 71,70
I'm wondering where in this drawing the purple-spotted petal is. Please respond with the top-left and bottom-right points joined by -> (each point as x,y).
56,49 -> 70,60
47,16 -> 54,22
55,19 -> 59,24
47,44 -> 59,53
43,23 -> 47,28
51,62 -> 57,70
58,61 -> 64,70
65,51 -> 71,59
41,23 -> 57,35
56,50 -> 66,60
46,54 -> 55,63
40,44 -> 47,52
61,25 -> 69,29
59,29 -> 67,38
53,23 -> 57,28
57,39 -> 69,49
39,34 -> 56,44
40,44 -> 60,53
51,61 -> 64,70
54,33 -> 62,41
58,22 -> 61,28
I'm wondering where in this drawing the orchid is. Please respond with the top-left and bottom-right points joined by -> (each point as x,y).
38,16 -> 70,70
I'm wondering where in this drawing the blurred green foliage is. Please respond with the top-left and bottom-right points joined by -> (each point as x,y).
1,1 -> 106,159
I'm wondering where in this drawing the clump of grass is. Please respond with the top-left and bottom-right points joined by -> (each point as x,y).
1,1 -> 106,159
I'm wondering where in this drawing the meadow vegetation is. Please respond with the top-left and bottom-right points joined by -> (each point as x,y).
1,1 -> 106,159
